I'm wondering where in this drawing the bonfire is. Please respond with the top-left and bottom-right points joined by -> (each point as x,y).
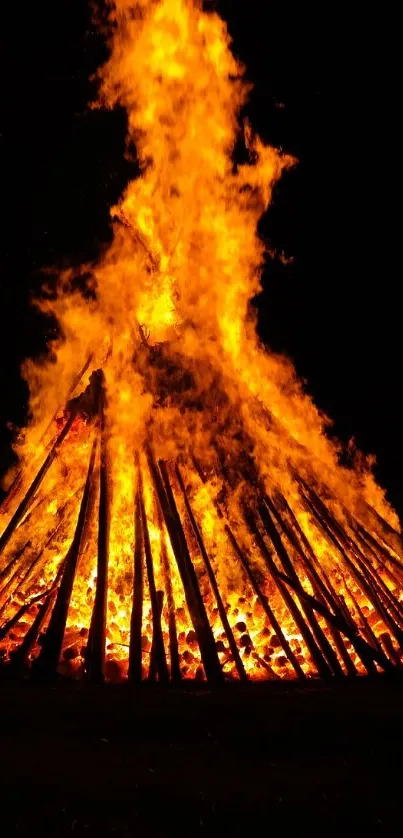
1,0 -> 402,684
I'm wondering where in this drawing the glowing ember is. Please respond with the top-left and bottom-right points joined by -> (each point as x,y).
1,0 -> 403,683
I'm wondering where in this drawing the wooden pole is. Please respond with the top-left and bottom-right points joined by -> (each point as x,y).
34,436 -> 98,676
301,486 -> 403,652
175,464 -> 247,682
0,412 -> 76,559
85,375 -> 110,683
8,579 -> 61,673
259,501 -> 344,677
225,523 -> 305,679
297,489 -> 395,673
128,475 -> 144,683
139,484 -> 169,683
156,504 -> 181,683
245,508 -> 333,680
267,494 -> 357,676
148,590 -> 165,681
146,446 -> 223,685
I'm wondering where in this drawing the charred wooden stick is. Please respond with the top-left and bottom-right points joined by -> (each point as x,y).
34,436 -> 98,676
10,503 -> 70,599
175,465 -> 247,682
246,509 -> 333,680
363,504 -> 403,561
0,501 -> 71,616
86,376 -> 110,684
340,571 -> 386,656
245,502 -> 387,674
355,523 -> 403,578
128,477 -> 144,683
156,504 -> 181,683
0,583 -> 59,643
267,495 -> 356,676
146,446 -> 223,685
351,545 -> 403,631
139,486 -> 169,683
296,492 -> 396,672
0,412 -> 76,559
348,529 -> 403,625
148,590 -> 166,682
354,526 -> 403,589
270,494 -> 343,614
1,355 -> 95,518
224,523 -> 305,679
191,455 -> 304,679
39,354 -> 95,455
260,501 -> 344,677
8,575 -> 62,672
0,541 -> 31,596
302,487 -> 403,651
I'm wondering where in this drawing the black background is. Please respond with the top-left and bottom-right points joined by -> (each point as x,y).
0,1 -> 401,515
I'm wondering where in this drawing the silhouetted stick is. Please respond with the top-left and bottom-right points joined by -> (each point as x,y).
364,504 -> 403,561
224,523 -> 305,679
0,541 -> 31,598
146,446 -> 223,685
156,504 -> 181,683
139,485 -> 168,683
128,474 -> 144,683
340,571 -> 385,654
34,436 -> 98,676
297,490 -> 396,673
149,590 -> 166,681
301,486 -> 403,652
246,509 -> 333,680
86,375 -> 109,683
260,501 -> 344,678
356,523 -> 403,578
0,356 -> 93,518
0,413 -> 76,559
0,583 -> 59,643
268,495 -> 356,676
175,465 -> 247,682
354,526 -> 403,589
8,573 -> 63,673
348,526 -> 403,624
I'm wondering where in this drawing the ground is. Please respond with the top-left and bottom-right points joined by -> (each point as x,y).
1,675 -> 402,836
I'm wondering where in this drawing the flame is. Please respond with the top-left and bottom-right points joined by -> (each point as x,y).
0,0 -> 402,682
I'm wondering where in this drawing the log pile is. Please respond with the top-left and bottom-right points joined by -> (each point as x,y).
1,368 -> 403,685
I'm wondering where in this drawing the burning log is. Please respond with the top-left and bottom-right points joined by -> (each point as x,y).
303,486 -> 403,649
157,504 -> 181,682
0,541 -> 31,602
224,524 -> 305,679
245,509 -> 333,680
146,447 -> 223,684
175,464 -> 247,682
85,375 -> 110,683
139,485 -> 169,683
8,582 -> 60,673
33,435 -> 98,676
267,495 -> 357,676
128,476 -> 144,683
355,523 -> 403,581
298,488 -> 397,672
0,413 -> 76,559
363,504 -> 403,562
148,590 -> 166,681
259,500 -> 345,678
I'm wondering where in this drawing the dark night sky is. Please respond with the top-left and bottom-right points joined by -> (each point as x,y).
0,1 -> 401,515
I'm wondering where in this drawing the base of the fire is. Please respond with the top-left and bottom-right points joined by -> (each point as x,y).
1,369 -> 403,685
